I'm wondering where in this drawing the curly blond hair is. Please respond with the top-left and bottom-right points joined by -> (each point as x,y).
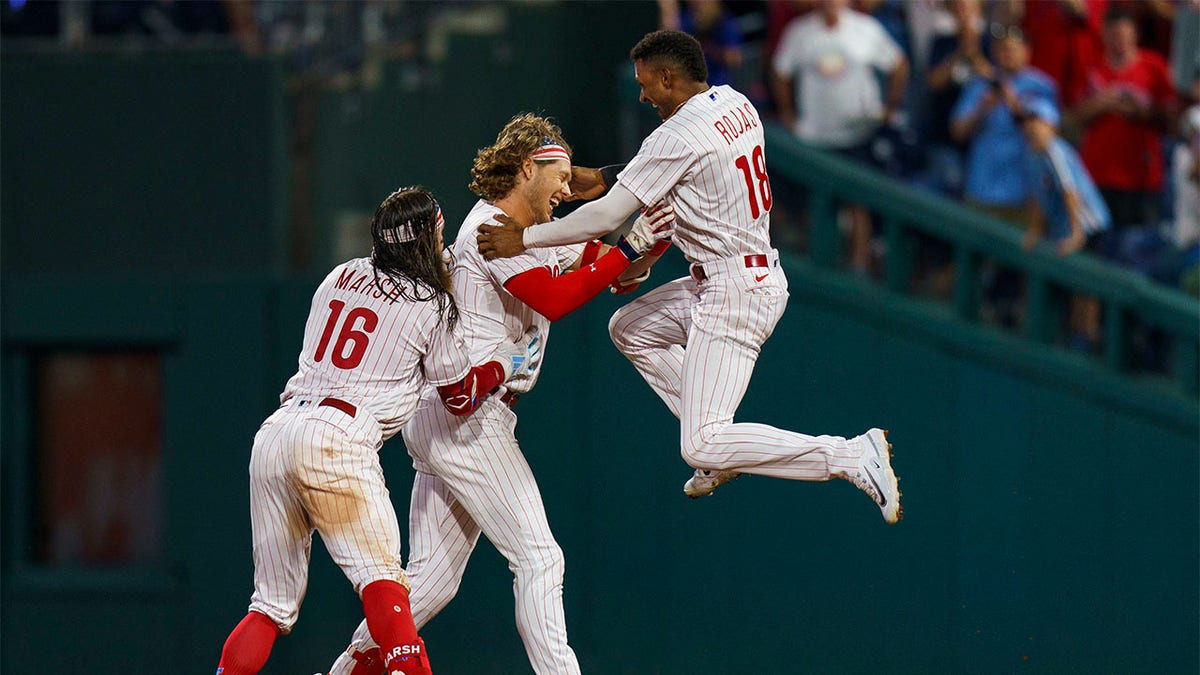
469,113 -> 572,202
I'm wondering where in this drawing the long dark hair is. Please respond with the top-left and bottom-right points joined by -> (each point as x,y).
369,186 -> 459,330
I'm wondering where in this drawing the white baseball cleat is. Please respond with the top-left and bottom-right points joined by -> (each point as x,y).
843,428 -> 902,524
683,469 -> 740,498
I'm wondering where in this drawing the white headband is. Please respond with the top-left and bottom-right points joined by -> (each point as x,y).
380,202 -> 443,245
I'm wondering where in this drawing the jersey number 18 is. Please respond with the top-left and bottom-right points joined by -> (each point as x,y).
734,144 -> 772,219
314,299 -> 378,369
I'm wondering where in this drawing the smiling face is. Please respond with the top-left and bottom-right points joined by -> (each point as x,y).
525,159 -> 572,224
634,59 -> 676,120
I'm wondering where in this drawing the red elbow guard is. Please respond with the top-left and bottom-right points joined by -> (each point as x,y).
437,361 -> 506,416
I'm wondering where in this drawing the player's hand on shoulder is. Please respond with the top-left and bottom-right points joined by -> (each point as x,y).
477,213 -> 527,260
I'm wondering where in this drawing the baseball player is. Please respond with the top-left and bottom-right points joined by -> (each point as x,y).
477,31 -> 902,523
214,186 -> 543,675
325,114 -> 673,675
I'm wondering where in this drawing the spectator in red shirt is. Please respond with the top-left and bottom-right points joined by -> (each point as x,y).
1109,0 -> 1175,59
1071,6 -> 1176,256
1019,0 -> 1106,107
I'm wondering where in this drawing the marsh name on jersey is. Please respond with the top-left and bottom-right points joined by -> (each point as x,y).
333,267 -> 408,304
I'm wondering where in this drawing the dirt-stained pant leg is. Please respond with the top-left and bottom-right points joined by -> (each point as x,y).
248,404 -> 406,634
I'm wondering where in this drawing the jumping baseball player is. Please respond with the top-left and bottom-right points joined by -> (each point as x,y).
477,31 -> 902,523
214,186 -> 543,675
325,115 -> 674,675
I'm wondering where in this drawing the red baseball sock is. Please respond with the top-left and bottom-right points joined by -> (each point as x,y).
216,611 -> 281,675
361,580 -> 423,671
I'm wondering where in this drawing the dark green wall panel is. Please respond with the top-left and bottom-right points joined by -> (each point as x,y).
0,54 -> 287,275
3,259 -> 1195,675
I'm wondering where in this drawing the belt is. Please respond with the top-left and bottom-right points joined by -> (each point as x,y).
690,254 -> 770,282
499,390 -> 520,407
318,397 -> 357,418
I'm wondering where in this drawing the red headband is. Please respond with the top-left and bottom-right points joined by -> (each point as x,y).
530,142 -> 570,163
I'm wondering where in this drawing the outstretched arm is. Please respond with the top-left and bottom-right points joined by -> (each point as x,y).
504,247 -> 633,321
503,204 -> 676,318
477,184 -> 644,258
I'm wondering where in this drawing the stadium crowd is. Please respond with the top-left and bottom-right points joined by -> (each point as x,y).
660,0 -> 1199,305
4,0 -> 1196,350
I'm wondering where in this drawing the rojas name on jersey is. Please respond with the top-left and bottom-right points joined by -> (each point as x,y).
713,102 -> 760,145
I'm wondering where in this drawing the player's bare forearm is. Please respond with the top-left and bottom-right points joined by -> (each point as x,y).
477,213 -> 527,259
617,247 -> 663,284
568,164 -> 627,202
568,167 -> 607,202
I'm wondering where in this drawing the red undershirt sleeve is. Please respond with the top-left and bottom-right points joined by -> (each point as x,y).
502,246 -> 633,321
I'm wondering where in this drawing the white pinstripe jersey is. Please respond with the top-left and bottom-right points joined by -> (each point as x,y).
617,84 -> 773,264
281,257 -> 472,440
451,200 -> 585,394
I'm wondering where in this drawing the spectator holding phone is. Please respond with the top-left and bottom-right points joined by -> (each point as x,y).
1071,6 -> 1176,265
950,24 -> 1056,326
951,23 -> 1057,226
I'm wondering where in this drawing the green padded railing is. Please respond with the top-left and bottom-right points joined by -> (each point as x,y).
763,123 -> 1200,398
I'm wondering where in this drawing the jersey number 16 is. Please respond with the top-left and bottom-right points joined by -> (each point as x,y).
734,144 -> 772,219
314,299 -> 378,369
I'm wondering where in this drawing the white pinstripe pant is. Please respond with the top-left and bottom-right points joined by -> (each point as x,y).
608,256 -> 861,480
329,393 -> 581,675
246,400 -> 406,633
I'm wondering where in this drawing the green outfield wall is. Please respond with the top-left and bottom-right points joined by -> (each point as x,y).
3,257 -> 1196,674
